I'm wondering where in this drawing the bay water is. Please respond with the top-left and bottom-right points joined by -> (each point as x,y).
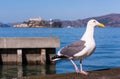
0,27 -> 120,78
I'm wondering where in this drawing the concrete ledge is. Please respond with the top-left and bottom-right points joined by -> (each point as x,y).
0,37 -> 60,48
0,48 -> 56,65
23,68 -> 120,79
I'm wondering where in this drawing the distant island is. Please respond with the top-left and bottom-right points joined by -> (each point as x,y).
1,13 -> 120,28
13,18 -> 62,28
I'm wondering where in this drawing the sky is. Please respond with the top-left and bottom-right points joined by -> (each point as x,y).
0,0 -> 120,23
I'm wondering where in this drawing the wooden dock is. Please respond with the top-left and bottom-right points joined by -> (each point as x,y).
0,37 -> 60,65
22,68 -> 120,79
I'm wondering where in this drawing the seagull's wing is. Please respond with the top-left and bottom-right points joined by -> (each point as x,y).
60,40 -> 86,57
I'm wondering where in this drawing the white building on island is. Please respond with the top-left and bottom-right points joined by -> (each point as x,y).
13,17 -> 44,28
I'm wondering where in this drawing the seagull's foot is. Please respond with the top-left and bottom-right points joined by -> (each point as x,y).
79,71 -> 88,75
75,69 -> 80,73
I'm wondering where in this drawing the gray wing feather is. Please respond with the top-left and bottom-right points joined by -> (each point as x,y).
60,40 -> 85,57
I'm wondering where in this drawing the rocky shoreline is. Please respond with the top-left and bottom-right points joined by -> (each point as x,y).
22,68 -> 120,79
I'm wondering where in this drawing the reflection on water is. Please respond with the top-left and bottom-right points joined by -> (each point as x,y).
0,65 -> 55,79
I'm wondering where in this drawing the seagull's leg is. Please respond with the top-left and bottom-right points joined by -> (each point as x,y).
70,60 -> 79,73
79,60 -> 88,75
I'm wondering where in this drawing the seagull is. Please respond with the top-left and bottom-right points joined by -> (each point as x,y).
51,19 -> 105,75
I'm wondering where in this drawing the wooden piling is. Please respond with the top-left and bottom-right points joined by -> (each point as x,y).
40,49 -> 46,64
17,49 -> 22,65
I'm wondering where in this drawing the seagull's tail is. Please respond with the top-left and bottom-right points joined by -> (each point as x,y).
51,55 -> 68,61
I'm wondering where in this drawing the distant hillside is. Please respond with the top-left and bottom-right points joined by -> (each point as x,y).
62,14 -> 120,27
0,22 -> 11,27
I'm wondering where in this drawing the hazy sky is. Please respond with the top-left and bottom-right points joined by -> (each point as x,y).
0,0 -> 120,23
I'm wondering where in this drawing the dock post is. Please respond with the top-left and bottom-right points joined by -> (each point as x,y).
17,49 -> 22,65
40,49 -> 46,64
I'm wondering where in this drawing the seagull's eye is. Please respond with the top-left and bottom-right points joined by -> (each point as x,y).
93,21 -> 96,23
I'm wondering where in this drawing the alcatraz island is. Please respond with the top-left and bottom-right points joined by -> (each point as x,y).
13,18 -> 62,28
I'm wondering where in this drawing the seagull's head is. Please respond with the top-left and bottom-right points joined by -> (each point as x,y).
87,19 -> 105,28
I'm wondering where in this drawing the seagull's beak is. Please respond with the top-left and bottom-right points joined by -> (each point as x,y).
97,23 -> 105,27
